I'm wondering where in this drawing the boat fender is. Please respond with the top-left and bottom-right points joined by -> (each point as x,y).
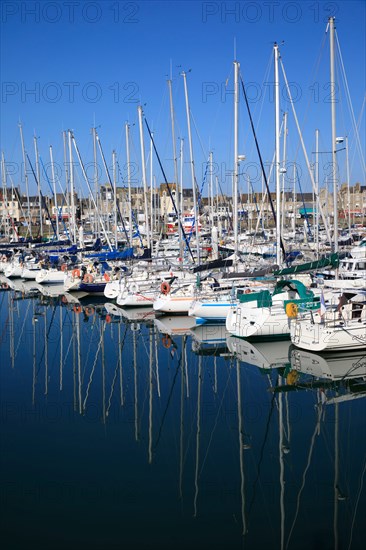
104,272 -> 111,282
161,281 -> 170,295
286,370 -> 299,385
285,302 -> 298,318
162,335 -> 172,349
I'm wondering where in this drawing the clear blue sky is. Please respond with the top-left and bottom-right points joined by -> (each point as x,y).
1,0 -> 365,199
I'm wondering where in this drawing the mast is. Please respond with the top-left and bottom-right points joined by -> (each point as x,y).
112,150 -> 118,248
179,137 -> 184,235
62,130 -> 70,238
49,145 -> 59,240
182,71 -> 200,263
315,129 -> 320,258
1,153 -> 9,240
33,136 -> 43,235
19,122 -> 31,236
137,105 -> 151,250
149,132 -> 154,239
71,132 -> 113,250
168,78 -> 183,261
280,112 -> 288,238
92,127 -> 100,238
68,130 -> 76,244
274,43 -> 282,267
329,16 -> 338,254
233,60 -> 240,256
345,136 -> 351,231
125,122 -> 133,245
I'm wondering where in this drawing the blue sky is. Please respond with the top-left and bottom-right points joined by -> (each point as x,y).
1,0 -> 365,199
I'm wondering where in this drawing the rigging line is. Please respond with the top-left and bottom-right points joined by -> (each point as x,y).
153,354 -> 182,451
338,325 -> 366,345
242,49 -> 273,163
335,30 -> 366,174
198,368 -> 233,478
83,323 -> 105,411
279,56 -> 333,245
26,154 -> 58,239
291,30 -> 327,164
106,357 -> 120,418
285,400 -> 324,549
36,303 -> 58,372
239,74 -> 288,265
347,452 -> 366,550
14,300 -> 31,357
247,387 -> 278,515
95,132 -> 130,246
144,116 -> 195,263
190,108 -> 208,160
340,354 -> 366,381
115,160 -> 143,247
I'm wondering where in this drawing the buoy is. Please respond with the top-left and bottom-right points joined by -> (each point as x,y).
85,306 -> 95,316
286,370 -> 299,385
72,268 -> 81,278
83,273 -> 94,284
162,335 -> 172,348
245,288 -> 251,294
104,272 -> 111,282
105,314 -> 112,323
285,302 -> 298,318
73,305 -> 82,314
161,281 -> 170,295
61,295 -> 68,304
61,263 -> 68,272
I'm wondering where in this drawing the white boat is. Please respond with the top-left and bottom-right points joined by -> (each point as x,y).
21,261 -> 42,280
349,237 -> 366,259
3,258 -> 23,278
116,281 -> 156,307
188,292 -> 237,323
291,290 -> 366,352
154,315 -> 197,336
227,337 -> 292,370
322,256 -> 366,290
153,281 -> 197,314
290,348 -> 366,381
104,278 -> 125,299
36,268 -> 66,285
226,280 -> 318,340
105,302 -> 155,323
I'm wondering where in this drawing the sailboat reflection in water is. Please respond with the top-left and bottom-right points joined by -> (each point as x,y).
1,286 -> 366,549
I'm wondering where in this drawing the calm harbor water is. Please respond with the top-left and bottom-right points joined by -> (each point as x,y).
1,288 -> 365,549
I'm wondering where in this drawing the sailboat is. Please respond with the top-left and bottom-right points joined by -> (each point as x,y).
290,289 -> 366,351
226,279 -> 319,340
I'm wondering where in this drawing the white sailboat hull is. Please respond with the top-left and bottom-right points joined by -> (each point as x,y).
35,269 -> 66,285
226,305 -> 291,339
189,297 -> 235,322
291,318 -> 366,351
